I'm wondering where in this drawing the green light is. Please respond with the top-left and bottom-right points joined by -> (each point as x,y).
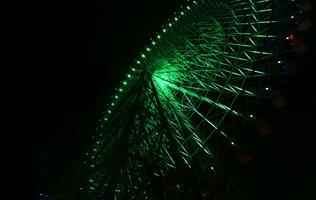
111,103 -> 115,106
123,81 -> 127,85
127,74 -> 131,78
175,17 -> 178,21
119,89 -> 123,92
131,68 -> 136,71
181,11 -> 184,15
141,54 -> 146,58
136,60 -> 141,64
157,35 -> 161,39
168,23 -> 172,27
152,41 -> 156,45
146,48 -> 151,51
152,61 -> 183,101
114,95 -> 118,99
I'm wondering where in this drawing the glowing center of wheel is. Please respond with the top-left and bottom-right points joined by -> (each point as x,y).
152,60 -> 184,100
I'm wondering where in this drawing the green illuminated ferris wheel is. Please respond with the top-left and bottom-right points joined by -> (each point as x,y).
60,0 -> 299,199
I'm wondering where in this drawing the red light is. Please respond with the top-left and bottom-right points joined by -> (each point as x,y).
289,34 -> 295,40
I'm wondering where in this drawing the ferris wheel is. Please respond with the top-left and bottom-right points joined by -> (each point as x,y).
58,0 -> 303,199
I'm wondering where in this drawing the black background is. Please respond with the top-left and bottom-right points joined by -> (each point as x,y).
32,0 -> 316,199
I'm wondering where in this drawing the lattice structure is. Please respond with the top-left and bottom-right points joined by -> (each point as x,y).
59,0 -> 299,199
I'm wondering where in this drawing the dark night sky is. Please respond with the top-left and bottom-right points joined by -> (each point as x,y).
32,0 -> 316,199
